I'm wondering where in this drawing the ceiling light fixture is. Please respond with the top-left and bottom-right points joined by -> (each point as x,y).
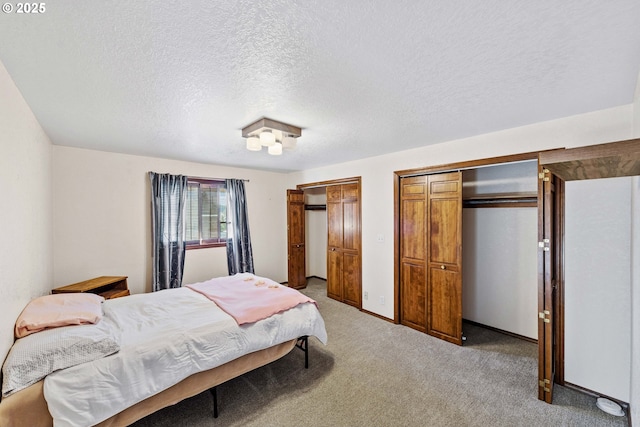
242,118 -> 301,156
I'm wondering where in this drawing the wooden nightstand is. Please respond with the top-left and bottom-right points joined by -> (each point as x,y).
52,276 -> 130,299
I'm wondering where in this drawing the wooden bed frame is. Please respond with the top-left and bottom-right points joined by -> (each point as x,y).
0,339 -> 298,427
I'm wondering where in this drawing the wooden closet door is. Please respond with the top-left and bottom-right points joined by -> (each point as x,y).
341,184 -> 361,307
327,185 -> 343,300
426,172 -> 463,345
326,183 -> 361,308
399,176 -> 428,332
537,166 -> 558,403
287,189 -> 306,289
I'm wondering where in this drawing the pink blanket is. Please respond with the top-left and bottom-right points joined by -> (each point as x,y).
185,274 -> 316,325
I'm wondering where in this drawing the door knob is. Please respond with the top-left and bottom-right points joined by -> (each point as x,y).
441,265 -> 446,270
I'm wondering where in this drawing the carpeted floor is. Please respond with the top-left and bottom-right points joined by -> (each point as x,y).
131,278 -> 628,427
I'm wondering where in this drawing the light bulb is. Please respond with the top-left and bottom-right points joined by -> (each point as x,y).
246,136 -> 261,151
268,142 -> 283,155
260,131 -> 276,146
282,136 -> 297,149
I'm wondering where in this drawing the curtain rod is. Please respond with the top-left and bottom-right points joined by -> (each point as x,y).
194,176 -> 250,182
148,172 -> 249,182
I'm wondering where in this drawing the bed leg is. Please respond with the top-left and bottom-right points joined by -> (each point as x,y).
295,335 -> 309,369
209,386 -> 218,418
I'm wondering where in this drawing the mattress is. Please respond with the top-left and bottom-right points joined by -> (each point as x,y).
39,285 -> 326,426
0,339 -> 297,427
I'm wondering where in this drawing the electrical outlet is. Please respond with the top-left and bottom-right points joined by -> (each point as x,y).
376,234 -> 385,243
380,296 -> 385,305
364,291 -> 368,300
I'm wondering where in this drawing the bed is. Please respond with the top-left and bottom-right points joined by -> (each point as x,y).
0,273 -> 327,427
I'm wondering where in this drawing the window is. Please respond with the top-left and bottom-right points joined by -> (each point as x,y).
185,178 -> 228,249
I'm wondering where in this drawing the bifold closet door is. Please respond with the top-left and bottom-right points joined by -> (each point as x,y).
426,172 -> 463,345
537,166 -> 559,403
399,176 -> 428,332
326,183 -> 362,308
399,172 -> 462,345
286,189 -> 306,289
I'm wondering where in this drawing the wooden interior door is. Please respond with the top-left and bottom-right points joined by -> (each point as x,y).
426,172 -> 463,345
537,167 -> 557,402
399,176 -> 428,332
287,189 -> 306,289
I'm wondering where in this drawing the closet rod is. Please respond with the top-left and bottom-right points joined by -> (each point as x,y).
462,195 -> 537,208
305,204 -> 327,211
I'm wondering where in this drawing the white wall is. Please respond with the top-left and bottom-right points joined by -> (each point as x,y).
630,71 -> 640,420
52,146 -> 288,294
0,61 -> 53,363
565,178 -> 632,402
287,104 -> 634,319
631,175 -> 639,416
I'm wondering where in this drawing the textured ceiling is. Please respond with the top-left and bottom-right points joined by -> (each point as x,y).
1,1 -> 639,172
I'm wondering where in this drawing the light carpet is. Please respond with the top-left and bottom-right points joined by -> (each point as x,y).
131,278 -> 628,427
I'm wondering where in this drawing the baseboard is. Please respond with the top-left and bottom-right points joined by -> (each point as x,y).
462,319 -> 537,344
563,381 -> 630,408
360,308 -> 394,323
304,277 -> 392,323
281,276 -> 326,285
563,382 -> 630,424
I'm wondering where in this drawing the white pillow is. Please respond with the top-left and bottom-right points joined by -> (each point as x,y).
2,321 -> 120,397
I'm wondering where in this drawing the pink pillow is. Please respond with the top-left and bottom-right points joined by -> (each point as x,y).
14,293 -> 105,338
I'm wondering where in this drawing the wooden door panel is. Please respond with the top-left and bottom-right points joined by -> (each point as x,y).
341,183 -> 359,200
399,176 -> 428,332
342,200 -> 360,251
400,262 -> 427,332
327,248 -> 342,300
426,172 -> 462,345
429,180 -> 459,195
327,201 -> 342,248
429,198 -> 460,265
326,185 -> 342,201
288,245 -> 306,289
401,199 -> 426,261
401,176 -> 427,199
287,189 -> 306,289
427,267 -> 461,344
288,193 -> 305,245
342,252 -> 361,307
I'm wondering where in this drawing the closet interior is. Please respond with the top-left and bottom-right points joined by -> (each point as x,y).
304,187 -> 328,282
397,159 -> 539,344
461,160 -> 539,341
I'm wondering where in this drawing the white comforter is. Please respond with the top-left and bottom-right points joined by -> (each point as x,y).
43,286 -> 327,427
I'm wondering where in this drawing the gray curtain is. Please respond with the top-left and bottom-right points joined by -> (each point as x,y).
149,172 -> 188,291
226,179 -> 254,274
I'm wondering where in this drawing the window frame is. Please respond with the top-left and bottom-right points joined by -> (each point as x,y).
185,177 -> 228,250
